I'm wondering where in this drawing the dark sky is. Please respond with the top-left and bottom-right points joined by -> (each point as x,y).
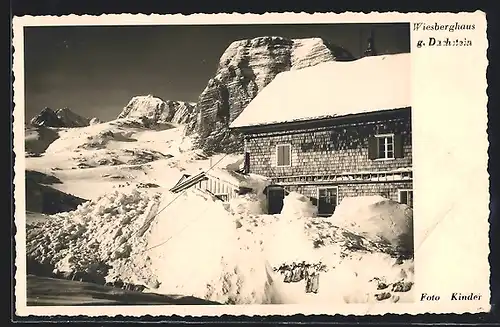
24,23 -> 409,122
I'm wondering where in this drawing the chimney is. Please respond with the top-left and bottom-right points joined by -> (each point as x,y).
363,29 -> 377,57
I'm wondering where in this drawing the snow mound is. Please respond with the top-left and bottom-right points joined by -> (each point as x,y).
281,192 -> 318,218
26,189 -> 162,289
227,194 -> 265,217
332,196 -> 413,254
27,185 -> 413,304
148,189 -> 275,304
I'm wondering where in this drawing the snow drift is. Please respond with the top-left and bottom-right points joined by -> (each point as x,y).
280,192 -> 318,218
27,186 -> 414,304
27,189 -> 163,288
332,195 -> 414,255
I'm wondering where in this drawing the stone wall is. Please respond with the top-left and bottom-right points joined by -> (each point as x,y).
245,110 -> 412,178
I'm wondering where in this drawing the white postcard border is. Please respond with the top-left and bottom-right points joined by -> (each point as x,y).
12,11 -> 490,317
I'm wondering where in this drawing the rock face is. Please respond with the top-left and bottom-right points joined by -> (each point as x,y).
30,107 -> 90,128
117,95 -> 196,126
185,37 -> 354,153
161,100 -> 197,125
30,108 -> 65,127
55,107 -> 90,127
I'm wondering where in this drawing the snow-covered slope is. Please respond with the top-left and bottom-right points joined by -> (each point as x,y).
26,169 -> 87,215
89,117 -> 102,125
27,275 -> 218,305
26,186 -> 414,304
24,113 -> 413,305
25,126 -> 60,155
25,118 -> 239,201
185,36 -> 354,153
117,95 -> 196,126
231,53 -> 411,128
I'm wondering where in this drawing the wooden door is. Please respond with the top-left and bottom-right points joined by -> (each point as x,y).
267,186 -> 285,214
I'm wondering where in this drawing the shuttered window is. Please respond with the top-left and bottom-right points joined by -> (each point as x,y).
368,134 -> 404,160
276,144 -> 291,167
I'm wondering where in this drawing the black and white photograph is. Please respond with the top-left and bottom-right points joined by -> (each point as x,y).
13,12 -> 489,316
22,21 -> 414,306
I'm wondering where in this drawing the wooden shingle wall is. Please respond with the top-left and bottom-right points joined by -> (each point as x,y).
246,111 -> 412,178
285,181 -> 413,204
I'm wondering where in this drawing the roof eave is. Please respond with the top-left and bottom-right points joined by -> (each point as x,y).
229,107 -> 411,134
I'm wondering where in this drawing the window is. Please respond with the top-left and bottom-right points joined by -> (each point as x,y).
398,189 -> 413,207
368,134 -> 404,160
276,144 -> 291,167
377,134 -> 394,159
317,187 -> 338,217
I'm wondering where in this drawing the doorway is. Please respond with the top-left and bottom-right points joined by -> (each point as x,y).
265,185 -> 285,214
317,186 -> 338,217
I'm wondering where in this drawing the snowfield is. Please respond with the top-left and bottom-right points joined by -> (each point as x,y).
25,118 -> 414,305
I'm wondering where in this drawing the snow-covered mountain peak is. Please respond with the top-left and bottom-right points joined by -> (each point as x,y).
55,107 -> 90,127
30,107 -> 90,128
117,95 -> 196,125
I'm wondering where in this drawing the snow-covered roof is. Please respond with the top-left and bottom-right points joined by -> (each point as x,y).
230,53 -> 411,129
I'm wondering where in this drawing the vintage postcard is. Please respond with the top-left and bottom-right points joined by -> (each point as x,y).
12,11 -> 489,317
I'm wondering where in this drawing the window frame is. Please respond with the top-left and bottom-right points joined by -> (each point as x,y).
398,189 -> 414,207
275,143 -> 292,168
316,186 -> 339,217
375,133 -> 396,161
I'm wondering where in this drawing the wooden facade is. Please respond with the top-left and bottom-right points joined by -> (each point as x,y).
234,107 -> 413,216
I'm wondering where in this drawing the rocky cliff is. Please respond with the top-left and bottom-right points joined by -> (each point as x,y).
30,108 -> 64,127
55,107 -> 90,127
30,107 -> 90,128
185,36 -> 354,154
117,95 -> 196,126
